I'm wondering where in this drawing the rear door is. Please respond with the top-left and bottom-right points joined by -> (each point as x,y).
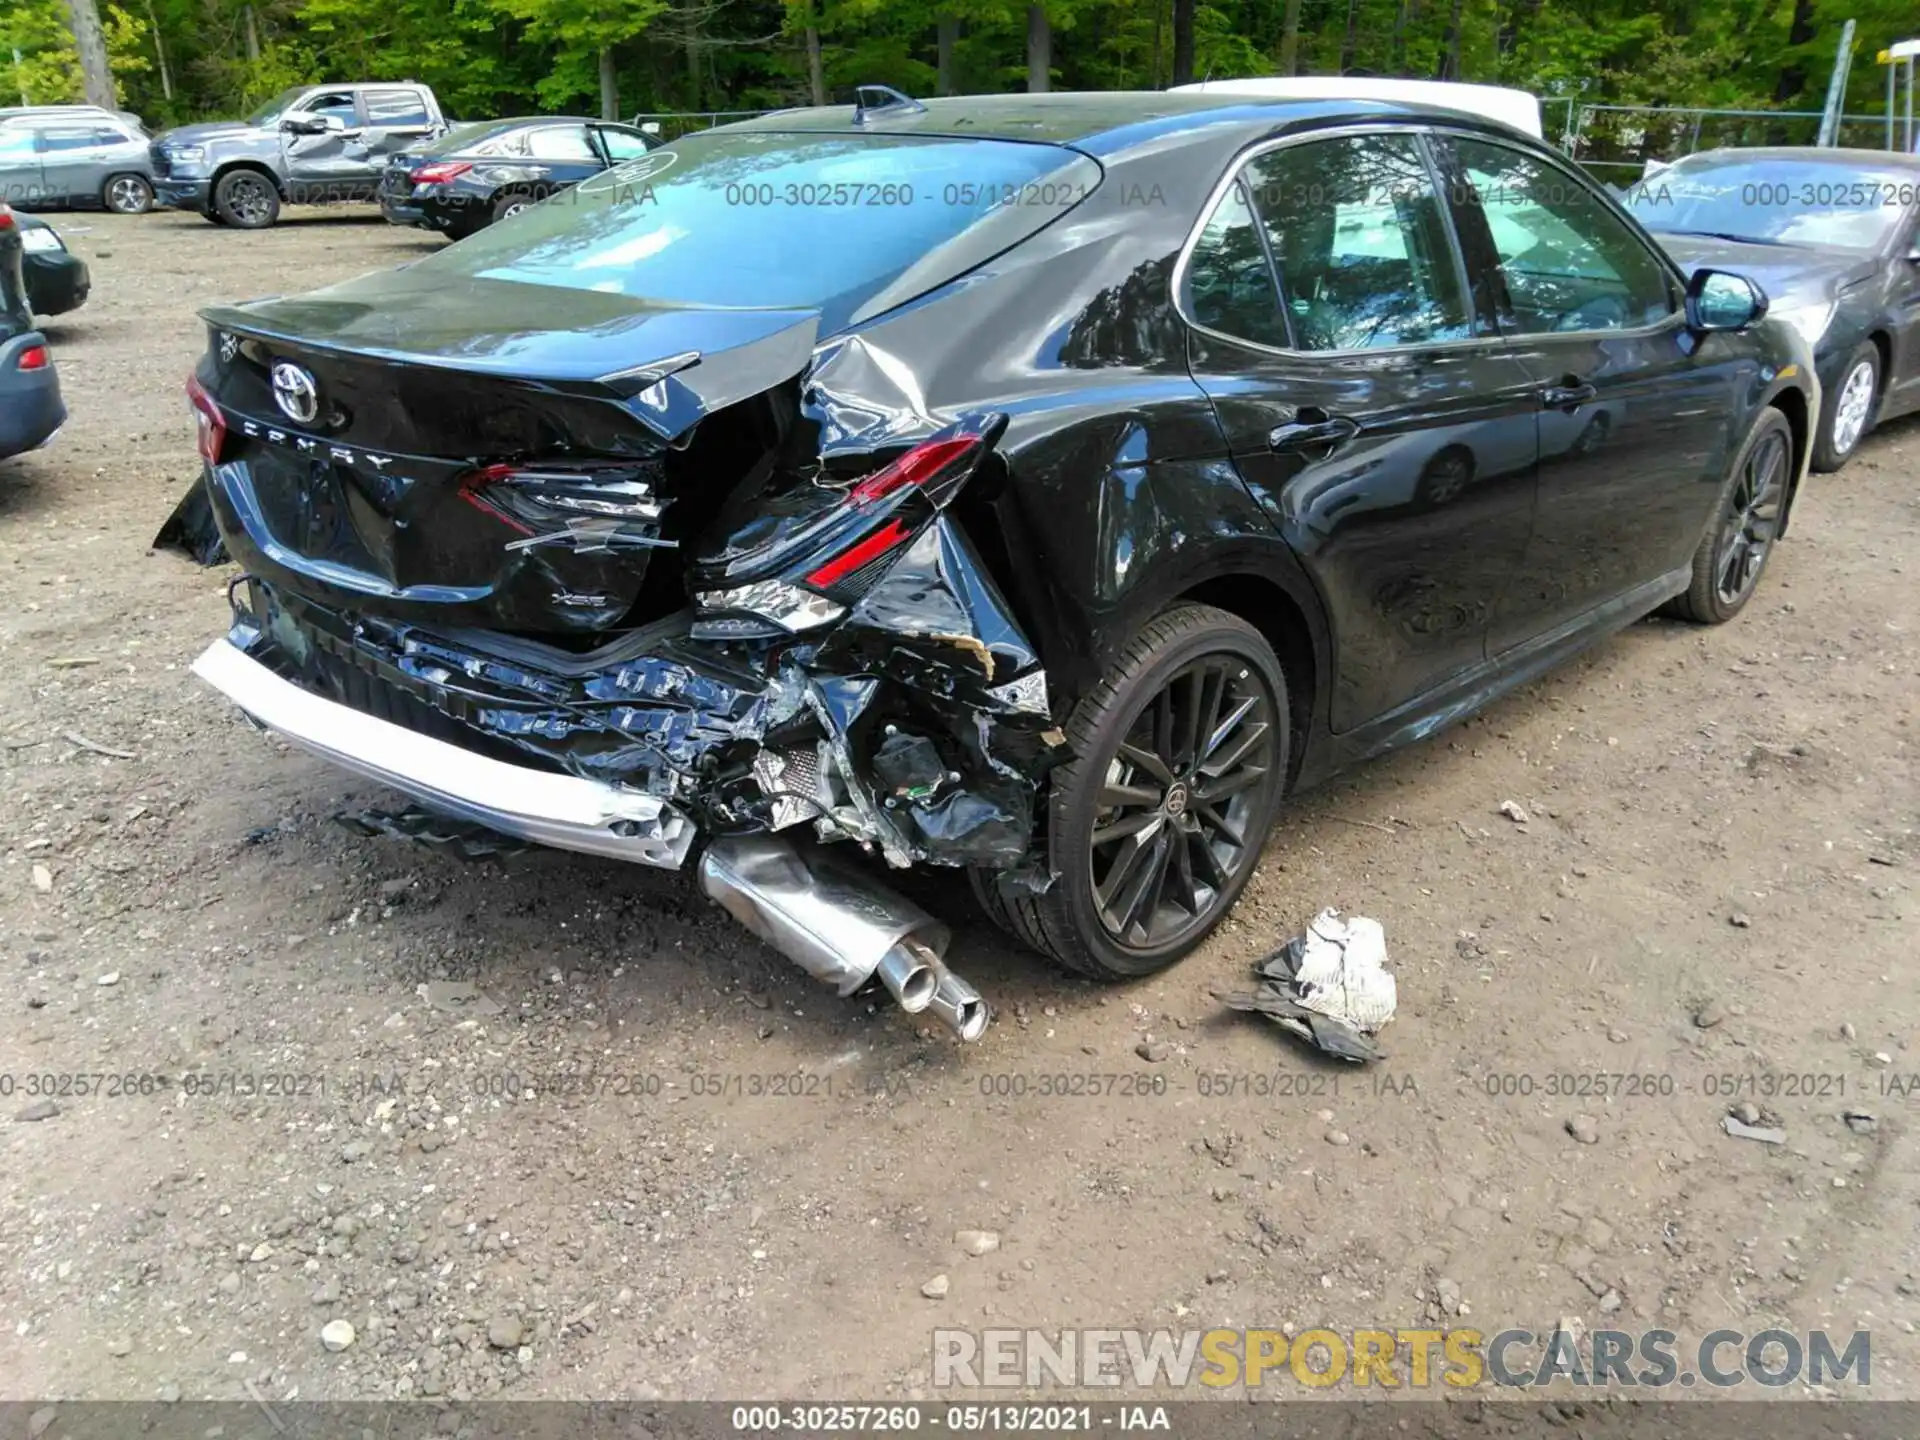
1182,127 -> 1540,733
358,88 -> 440,179
523,123 -> 601,191
1431,132 -> 1731,650
34,123 -> 112,203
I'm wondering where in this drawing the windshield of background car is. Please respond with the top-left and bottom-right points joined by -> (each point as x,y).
1622,159 -> 1916,251
245,87 -> 309,128
422,129 -> 1103,329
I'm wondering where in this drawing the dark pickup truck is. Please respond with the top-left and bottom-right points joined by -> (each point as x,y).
150,82 -> 448,228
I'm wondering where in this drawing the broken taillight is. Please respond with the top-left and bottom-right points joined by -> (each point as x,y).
186,374 -> 226,464
459,461 -> 664,540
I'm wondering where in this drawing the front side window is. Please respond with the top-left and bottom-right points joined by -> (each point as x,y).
1241,133 -> 1471,351
1448,137 -> 1674,335
302,91 -> 359,121
595,126 -> 655,162
1183,178 -> 1289,348
39,127 -> 103,152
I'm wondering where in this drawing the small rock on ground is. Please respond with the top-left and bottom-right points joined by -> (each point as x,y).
921,1274 -> 950,1299
1566,1115 -> 1600,1145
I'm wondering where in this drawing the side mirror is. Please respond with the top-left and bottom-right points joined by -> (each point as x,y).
282,113 -> 343,136
1686,268 -> 1768,332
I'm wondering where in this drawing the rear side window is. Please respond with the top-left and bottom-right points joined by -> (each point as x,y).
1241,133 -> 1471,351
39,127 -> 102,152
427,130 -> 1102,330
1445,136 -> 1674,335
365,90 -> 430,127
527,126 -> 596,162
595,126 -> 654,162
1183,179 -> 1289,348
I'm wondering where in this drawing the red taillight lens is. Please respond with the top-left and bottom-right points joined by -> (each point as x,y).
0,206 -> 15,232
457,463 -> 536,534
17,344 -> 49,372
804,518 -> 915,590
186,374 -> 226,465
413,162 -> 473,186
847,435 -> 983,504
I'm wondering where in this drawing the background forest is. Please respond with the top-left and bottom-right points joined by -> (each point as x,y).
4,0 -> 1914,149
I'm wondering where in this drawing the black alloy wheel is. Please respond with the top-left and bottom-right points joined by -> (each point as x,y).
972,604 -> 1288,979
214,170 -> 280,229
1665,408 -> 1794,625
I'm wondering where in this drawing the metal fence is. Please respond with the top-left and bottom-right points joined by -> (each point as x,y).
630,108 -> 780,140
1548,99 -> 1905,179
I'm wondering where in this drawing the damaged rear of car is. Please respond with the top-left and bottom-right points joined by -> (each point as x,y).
161,117 -> 1125,1034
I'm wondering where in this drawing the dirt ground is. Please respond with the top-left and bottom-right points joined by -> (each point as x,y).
1,208 -> 1916,1408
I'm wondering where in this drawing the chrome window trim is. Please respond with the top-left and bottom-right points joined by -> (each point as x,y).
1172,119 -> 1685,360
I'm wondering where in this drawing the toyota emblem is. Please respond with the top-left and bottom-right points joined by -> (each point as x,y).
271,361 -> 320,426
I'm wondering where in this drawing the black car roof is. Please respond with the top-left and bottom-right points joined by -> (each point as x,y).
722,91 -> 1530,156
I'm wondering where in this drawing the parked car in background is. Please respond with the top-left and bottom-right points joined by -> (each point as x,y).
1170,76 -> 1544,137
0,205 -> 65,460
0,113 -> 154,212
1625,147 -> 1920,471
160,93 -> 1814,1022
15,212 -> 90,317
0,104 -> 148,134
379,116 -> 659,238
150,82 -> 448,228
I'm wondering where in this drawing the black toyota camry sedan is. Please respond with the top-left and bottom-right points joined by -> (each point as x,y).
161,94 -> 1813,1028
0,203 -> 65,459
378,116 -> 658,239
1625,147 -> 1920,473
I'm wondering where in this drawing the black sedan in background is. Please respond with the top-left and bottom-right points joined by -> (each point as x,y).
1625,147 -> 1920,472
16,212 -> 90,317
379,117 -> 658,239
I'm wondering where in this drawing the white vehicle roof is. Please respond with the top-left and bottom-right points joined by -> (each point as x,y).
1170,77 -> 1543,138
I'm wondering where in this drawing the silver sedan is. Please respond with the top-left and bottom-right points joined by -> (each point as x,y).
0,115 -> 155,213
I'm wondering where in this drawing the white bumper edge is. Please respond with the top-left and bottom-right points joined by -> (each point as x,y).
191,639 -> 696,870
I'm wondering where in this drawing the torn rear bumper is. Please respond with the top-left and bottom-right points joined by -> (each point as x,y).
190,637 -> 697,868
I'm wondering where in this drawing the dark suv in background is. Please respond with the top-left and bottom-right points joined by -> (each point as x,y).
150,82 -> 448,228
0,204 -> 65,460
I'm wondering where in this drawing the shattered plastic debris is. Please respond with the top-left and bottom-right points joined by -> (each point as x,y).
417,980 -> 503,1016
1722,1114 -> 1787,1146
1220,909 -> 1397,1062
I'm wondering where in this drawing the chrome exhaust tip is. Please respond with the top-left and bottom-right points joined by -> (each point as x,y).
876,938 -> 939,1014
927,962 -> 989,1043
700,835 -> 980,1030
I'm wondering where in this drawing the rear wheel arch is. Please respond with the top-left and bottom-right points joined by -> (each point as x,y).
1177,573 -> 1318,788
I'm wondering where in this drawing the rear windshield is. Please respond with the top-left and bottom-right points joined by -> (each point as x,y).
1624,158 -> 1917,251
418,128 -> 1103,329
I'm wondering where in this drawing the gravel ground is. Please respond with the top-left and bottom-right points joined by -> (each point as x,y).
1,209 -> 1917,1406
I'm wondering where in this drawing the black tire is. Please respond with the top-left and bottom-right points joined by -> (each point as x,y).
974,604 -> 1288,980
101,173 -> 153,214
492,190 -> 538,223
1812,340 -> 1879,473
200,208 -> 226,225
213,169 -> 280,229
1663,408 -> 1794,625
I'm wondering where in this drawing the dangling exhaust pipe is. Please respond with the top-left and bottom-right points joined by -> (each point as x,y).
698,835 -> 987,1039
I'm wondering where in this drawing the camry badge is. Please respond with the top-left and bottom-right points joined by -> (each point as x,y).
271,362 -> 320,426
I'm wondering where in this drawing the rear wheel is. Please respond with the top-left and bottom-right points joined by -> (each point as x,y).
1664,409 -> 1793,625
102,173 -> 153,214
214,170 -> 280,229
1813,341 -> 1879,472
974,604 -> 1287,980
493,190 -> 539,223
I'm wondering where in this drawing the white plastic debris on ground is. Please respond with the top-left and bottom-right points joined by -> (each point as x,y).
1219,908 -> 1397,1062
